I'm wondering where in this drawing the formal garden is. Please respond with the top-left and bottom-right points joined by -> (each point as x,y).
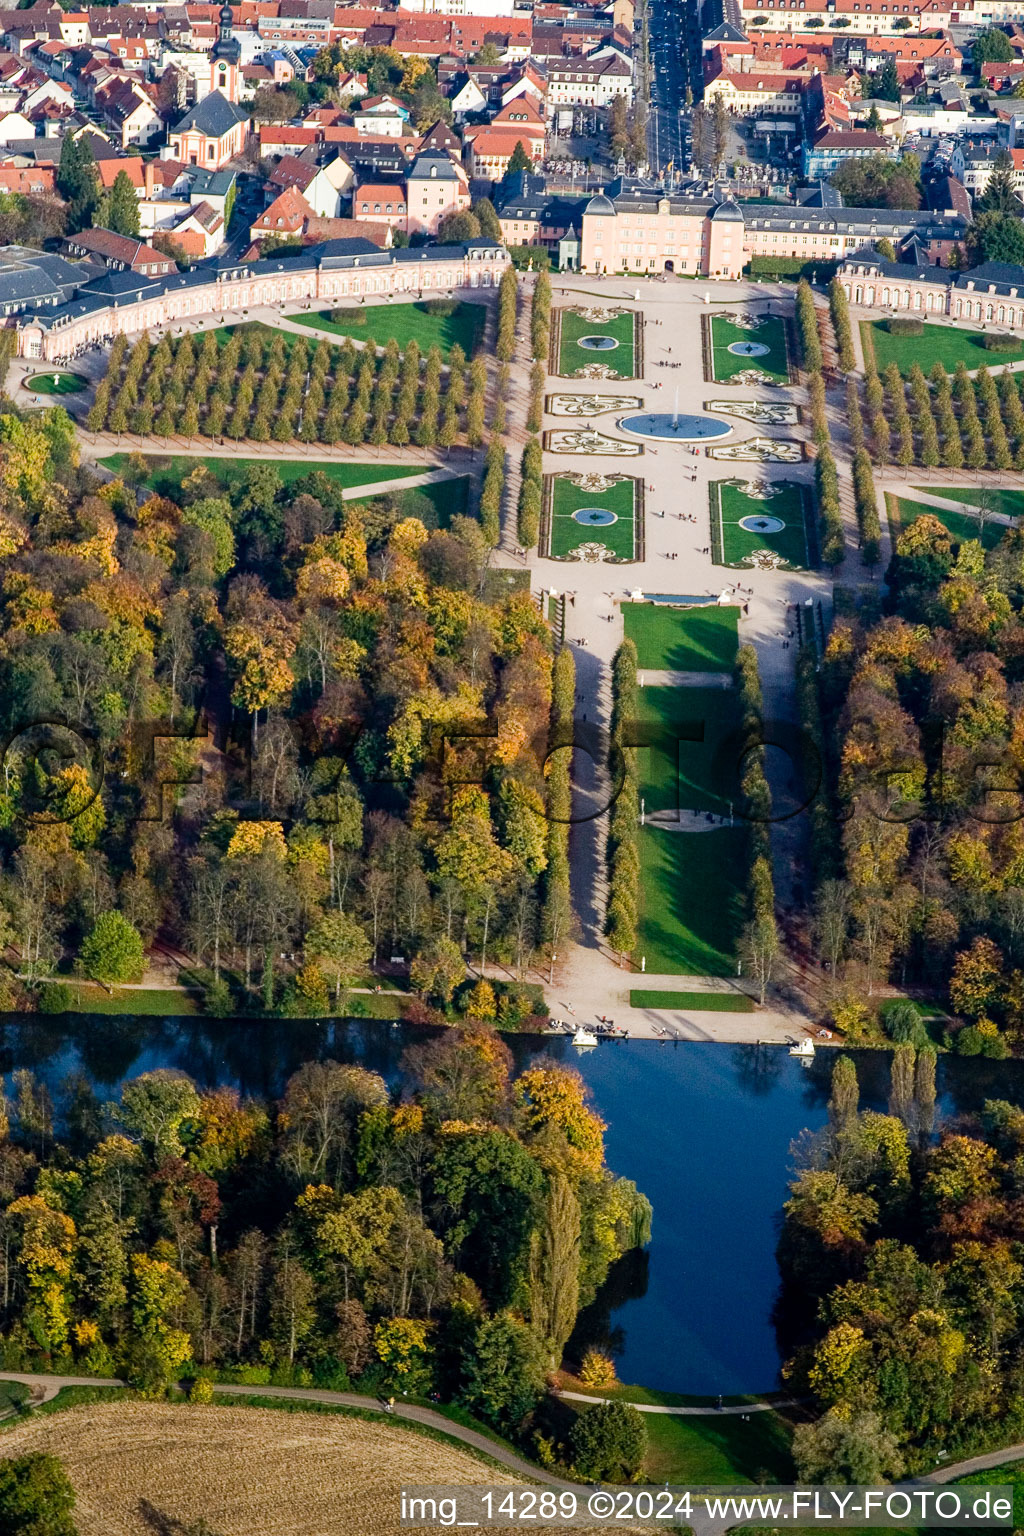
706,312 -> 791,386
710,478 -> 814,569
862,317 -> 1024,377
544,472 -> 639,561
554,306 -> 638,379
289,298 -> 487,358
87,323 -> 487,449
622,602 -> 738,673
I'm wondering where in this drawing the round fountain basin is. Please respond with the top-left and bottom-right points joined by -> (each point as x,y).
727,340 -> 770,358
578,335 -> 619,351
618,413 -> 732,442
571,506 -> 618,526
738,514 -> 785,534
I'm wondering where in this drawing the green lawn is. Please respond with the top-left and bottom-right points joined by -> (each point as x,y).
887,493 -> 1006,551
347,476 -> 470,532
863,318 -> 1024,377
712,478 -> 813,569
629,988 -> 754,1011
916,484 -> 1024,521
635,685 -> 739,817
98,453 -> 422,500
558,307 -> 637,378
642,1408 -> 794,1485
548,473 -> 637,560
636,825 -> 748,976
289,300 -> 486,358
27,371 -> 87,394
709,313 -> 790,385
624,603 -> 738,672
45,984 -> 199,1016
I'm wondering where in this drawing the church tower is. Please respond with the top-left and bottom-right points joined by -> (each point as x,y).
210,4 -> 241,103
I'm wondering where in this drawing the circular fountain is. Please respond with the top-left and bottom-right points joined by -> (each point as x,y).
727,340 -> 770,358
578,335 -> 620,351
571,507 -> 618,525
618,412 -> 731,442
738,514 -> 785,534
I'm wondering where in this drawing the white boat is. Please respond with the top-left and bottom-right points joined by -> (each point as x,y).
572,1026 -> 599,1048
789,1038 -> 816,1059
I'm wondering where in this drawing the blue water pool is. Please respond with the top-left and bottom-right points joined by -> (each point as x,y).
619,413 -> 731,442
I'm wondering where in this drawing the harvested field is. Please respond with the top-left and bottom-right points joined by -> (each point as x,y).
0,1400 -> 635,1535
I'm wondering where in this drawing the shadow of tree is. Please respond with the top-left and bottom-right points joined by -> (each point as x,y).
138,1502 -> 221,1536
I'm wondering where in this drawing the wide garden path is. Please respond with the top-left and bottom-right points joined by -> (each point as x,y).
529,275 -> 831,1042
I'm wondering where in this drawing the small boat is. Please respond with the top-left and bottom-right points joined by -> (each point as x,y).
572,1025 -> 599,1048
789,1038 -> 816,1059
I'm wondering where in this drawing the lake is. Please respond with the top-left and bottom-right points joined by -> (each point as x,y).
0,1017 -> 1017,1398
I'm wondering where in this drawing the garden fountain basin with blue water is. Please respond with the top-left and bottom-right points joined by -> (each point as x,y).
618,411 -> 732,442
571,507 -> 618,526
578,335 -> 620,351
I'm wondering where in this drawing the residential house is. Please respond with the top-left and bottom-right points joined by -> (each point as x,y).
165,198 -> 224,257
702,69 -> 805,116
352,94 -> 411,137
951,139 -> 1024,198
546,52 -> 633,111
802,127 -> 896,177
96,75 -> 163,148
353,180 -> 407,229
405,147 -> 470,235
267,151 -> 346,216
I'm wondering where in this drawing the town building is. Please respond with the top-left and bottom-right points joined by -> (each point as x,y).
165,89 -> 249,168
405,148 -> 470,236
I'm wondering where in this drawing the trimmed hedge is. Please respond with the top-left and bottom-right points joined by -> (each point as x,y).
748,256 -> 839,281
518,435 -> 542,548
606,639 -> 639,958
829,277 -> 855,373
815,442 -> 844,567
852,446 -> 881,566
796,279 -> 823,373
479,435 -> 505,545
887,316 -> 922,336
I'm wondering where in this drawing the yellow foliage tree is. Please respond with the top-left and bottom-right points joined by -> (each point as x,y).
226,820 -> 287,860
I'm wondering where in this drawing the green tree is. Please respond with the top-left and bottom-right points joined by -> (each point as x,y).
472,197 -> 501,240
431,1128 -> 542,1307
972,26 -> 1014,65
106,170 -> 140,237
506,140 -> 532,176
116,1071 -> 201,1159
438,210 -> 480,244
529,1171 -> 580,1360
305,911 -> 372,1003
0,1453 -> 77,1536
977,149 -> 1022,214
79,911 -> 144,986
568,1401 -> 647,1482
57,133 -> 98,233
461,1312 -> 546,1431
875,55 -> 901,102
793,1407 -> 905,1483
967,209 -> 1024,266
